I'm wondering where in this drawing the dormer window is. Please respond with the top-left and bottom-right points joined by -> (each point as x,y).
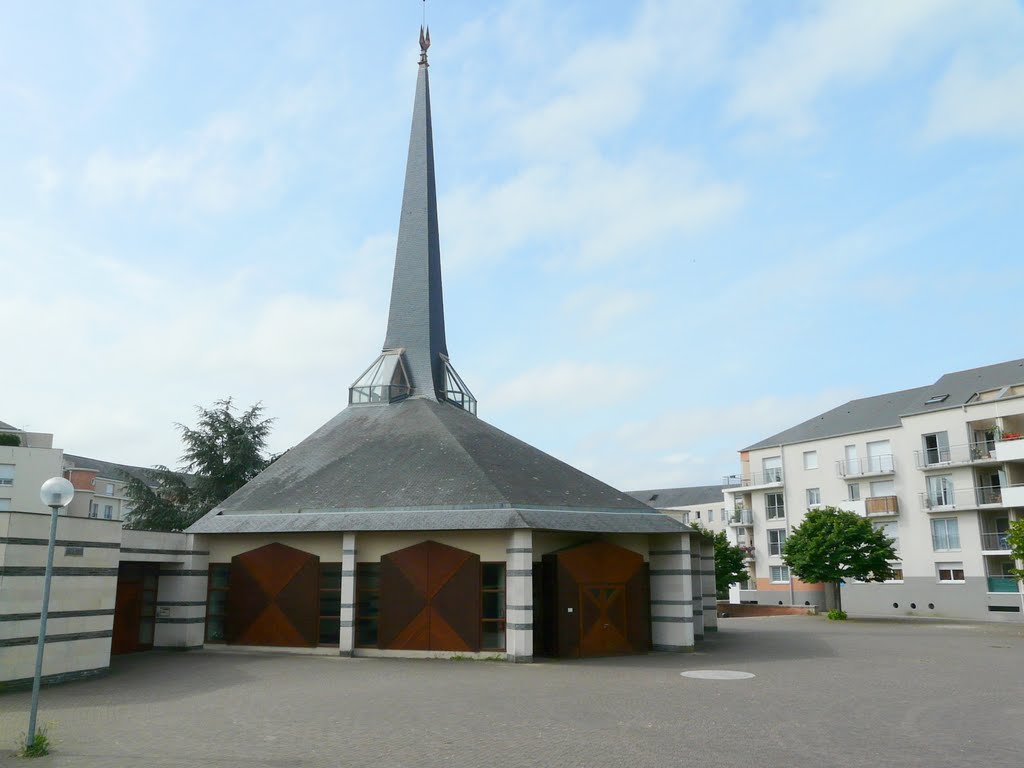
349,352 -> 411,405
441,357 -> 477,415
924,394 -> 949,405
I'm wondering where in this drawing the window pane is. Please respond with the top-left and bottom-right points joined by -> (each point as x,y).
482,563 -> 505,590
320,592 -> 341,617
947,519 -> 960,549
357,594 -> 379,617
481,621 -> 505,650
320,564 -> 342,585
357,564 -> 380,591
356,619 -> 378,647
206,617 -> 225,642
138,619 -> 154,645
319,618 -> 340,645
211,565 -> 230,588
209,590 -> 227,616
483,591 -> 506,619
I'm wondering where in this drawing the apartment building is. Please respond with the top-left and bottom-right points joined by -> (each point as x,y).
628,485 -> 731,533
724,359 -> 1024,622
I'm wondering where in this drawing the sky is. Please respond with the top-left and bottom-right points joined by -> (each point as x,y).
3,0 -> 1024,492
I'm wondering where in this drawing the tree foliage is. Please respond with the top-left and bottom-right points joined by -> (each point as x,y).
692,523 -> 749,597
1007,520 -> 1024,581
0,432 -> 21,446
782,506 -> 899,612
124,398 -> 273,532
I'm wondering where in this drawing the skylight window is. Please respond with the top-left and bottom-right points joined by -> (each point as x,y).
349,352 -> 411,405
924,394 -> 949,405
441,358 -> 477,415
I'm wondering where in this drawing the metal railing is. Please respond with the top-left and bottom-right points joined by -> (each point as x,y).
724,469 -> 784,487
864,495 -> 899,516
980,532 -> 1010,551
730,509 -> 753,525
986,576 -> 1021,594
914,442 -> 999,468
836,455 -> 895,477
919,485 -> 1004,510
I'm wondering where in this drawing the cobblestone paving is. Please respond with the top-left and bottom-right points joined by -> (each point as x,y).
2,617 -> 1023,768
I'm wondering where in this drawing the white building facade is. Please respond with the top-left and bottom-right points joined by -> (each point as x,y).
724,359 -> 1024,622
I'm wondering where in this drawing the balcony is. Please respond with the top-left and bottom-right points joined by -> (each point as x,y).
986,576 -> 1021,594
723,469 -> 784,490
919,485 -> 1005,511
739,545 -> 755,562
836,455 -> 895,478
914,442 -> 1002,469
864,495 -> 899,516
729,508 -> 754,526
980,531 -> 1010,552
994,434 -> 1024,463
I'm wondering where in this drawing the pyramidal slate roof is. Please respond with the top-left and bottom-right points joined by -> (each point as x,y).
743,357 -> 1024,451
189,32 -> 685,537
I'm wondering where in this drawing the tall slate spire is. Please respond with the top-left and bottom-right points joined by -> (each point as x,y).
350,28 -> 475,415
382,26 -> 447,398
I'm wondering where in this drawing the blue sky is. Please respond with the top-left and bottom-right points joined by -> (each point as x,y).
3,1 -> 1023,490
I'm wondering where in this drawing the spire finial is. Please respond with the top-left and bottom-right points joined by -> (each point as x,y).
419,24 -> 431,65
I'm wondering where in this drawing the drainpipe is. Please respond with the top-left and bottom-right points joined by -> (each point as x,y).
782,443 -> 796,607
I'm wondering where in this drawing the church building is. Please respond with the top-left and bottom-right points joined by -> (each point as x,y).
185,29 -> 713,661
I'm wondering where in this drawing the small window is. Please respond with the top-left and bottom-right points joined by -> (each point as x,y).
884,565 -> 904,583
770,565 -> 790,583
104,483 -> 114,495
104,504 -> 114,520
695,511 -> 701,519
803,451 -> 818,470
848,483 -> 861,501
0,498 -> 10,511
355,563 -> 380,647
648,494 -> 659,502
708,509 -> 715,522
936,562 -> 965,583
873,520 -> 900,551
925,394 -> 949,405
318,563 -> 343,646
931,518 -> 960,551
0,464 -> 13,485
768,529 -> 787,556
681,512 -> 690,525
89,502 -> 99,518
806,488 -> 821,506
766,492 -> 785,520
205,564 -> 231,642
481,563 -> 506,651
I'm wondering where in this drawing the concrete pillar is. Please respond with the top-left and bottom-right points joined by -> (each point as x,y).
701,535 -> 718,632
649,533 -> 695,652
154,534 -> 210,650
690,545 -> 704,640
505,529 -> 533,662
339,532 -> 357,657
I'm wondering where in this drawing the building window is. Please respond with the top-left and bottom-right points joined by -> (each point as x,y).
763,457 -> 783,483
104,504 -> 114,520
768,529 -> 787,556
806,488 -> 821,506
0,464 -> 13,486
481,563 -> 506,651
104,482 -> 114,496
205,564 -> 230,642
708,509 -> 714,522
803,451 -> 818,470
873,520 -> 899,551
770,565 -> 790,583
681,512 -> 690,525
766,492 -> 785,520
355,563 -> 380,647
931,518 -> 960,551
848,483 -> 861,501
926,474 -> 954,507
89,502 -> 99,518
318,563 -> 342,646
936,562 -> 965,583
922,432 -> 950,465
694,510 -> 701,520
884,565 -> 904,583
0,498 -> 10,511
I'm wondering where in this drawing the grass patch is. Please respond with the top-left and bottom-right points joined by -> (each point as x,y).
20,726 -> 51,758
827,609 -> 848,621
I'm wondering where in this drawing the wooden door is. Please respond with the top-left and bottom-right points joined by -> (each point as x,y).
378,541 -> 481,652
226,543 -> 319,647
111,580 -> 142,655
579,584 -> 631,656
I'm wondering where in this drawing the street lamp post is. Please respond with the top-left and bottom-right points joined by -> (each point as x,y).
26,477 -> 75,750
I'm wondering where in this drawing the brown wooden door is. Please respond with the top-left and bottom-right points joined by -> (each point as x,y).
226,543 -> 319,647
579,584 -> 631,657
378,541 -> 481,652
112,580 -> 142,655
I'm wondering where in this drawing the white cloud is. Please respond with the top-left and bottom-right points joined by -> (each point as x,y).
925,58 -> 1024,142
487,361 -> 645,412
729,0 -> 963,136
561,286 -> 650,335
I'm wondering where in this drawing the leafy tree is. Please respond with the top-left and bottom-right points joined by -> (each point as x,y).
691,523 -> 749,598
782,506 -> 899,613
0,432 -> 21,446
1007,520 -> 1024,581
124,398 -> 273,531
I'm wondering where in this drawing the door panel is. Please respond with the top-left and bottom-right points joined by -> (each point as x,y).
579,584 -> 631,656
112,581 -> 142,655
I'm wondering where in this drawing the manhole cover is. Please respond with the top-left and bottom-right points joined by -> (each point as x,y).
680,670 -> 755,680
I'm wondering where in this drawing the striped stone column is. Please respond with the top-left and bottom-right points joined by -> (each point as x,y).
649,533 -> 695,652
701,536 -> 718,632
505,529 -> 533,663
690,546 -> 704,640
338,532 -> 357,657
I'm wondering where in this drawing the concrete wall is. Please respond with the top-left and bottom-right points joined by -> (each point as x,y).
0,446 -> 64,515
0,512 -> 120,688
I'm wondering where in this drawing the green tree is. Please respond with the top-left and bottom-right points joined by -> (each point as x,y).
691,523 -> 749,597
124,398 -> 273,531
1007,520 -> 1024,581
782,506 -> 899,613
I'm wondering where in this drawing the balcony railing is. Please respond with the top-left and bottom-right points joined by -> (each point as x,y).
725,469 -> 784,487
864,495 -> 899,516
836,455 -> 895,477
730,509 -> 753,525
980,532 -> 1010,551
986,576 -> 1021,594
914,442 -> 1000,468
919,485 -> 1004,510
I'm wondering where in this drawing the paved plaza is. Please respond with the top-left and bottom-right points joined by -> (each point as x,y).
2,617 -> 1023,768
